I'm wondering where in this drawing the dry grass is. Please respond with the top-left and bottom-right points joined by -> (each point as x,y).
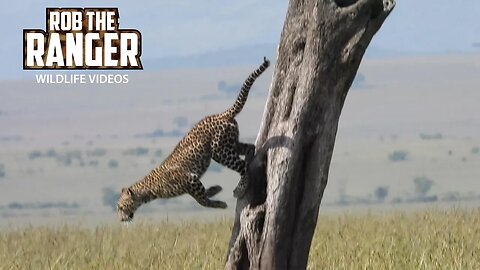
1,209 -> 479,269
309,209 -> 480,269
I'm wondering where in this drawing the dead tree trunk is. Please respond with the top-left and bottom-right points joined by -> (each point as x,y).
225,0 -> 394,269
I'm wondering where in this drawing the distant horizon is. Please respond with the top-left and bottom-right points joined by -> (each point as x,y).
1,0 -> 479,80
5,50 -> 480,82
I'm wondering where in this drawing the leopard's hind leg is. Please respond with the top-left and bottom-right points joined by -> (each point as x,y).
233,142 -> 255,198
212,121 -> 254,198
212,147 -> 250,198
237,142 -> 255,157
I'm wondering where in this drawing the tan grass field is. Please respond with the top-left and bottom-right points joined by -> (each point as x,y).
1,209 -> 479,269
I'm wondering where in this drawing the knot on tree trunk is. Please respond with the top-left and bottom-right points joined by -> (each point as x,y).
225,204 -> 266,270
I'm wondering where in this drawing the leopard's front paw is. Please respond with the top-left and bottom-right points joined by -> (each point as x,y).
205,185 -> 223,197
216,201 -> 228,209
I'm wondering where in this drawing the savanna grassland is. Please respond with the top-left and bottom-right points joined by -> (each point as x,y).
1,209 -> 479,270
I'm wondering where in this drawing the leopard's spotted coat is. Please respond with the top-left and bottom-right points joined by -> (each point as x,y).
117,58 -> 270,222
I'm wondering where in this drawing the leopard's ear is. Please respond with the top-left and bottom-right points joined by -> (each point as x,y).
122,187 -> 134,196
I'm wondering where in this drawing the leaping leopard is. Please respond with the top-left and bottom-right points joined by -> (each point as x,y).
117,57 -> 270,222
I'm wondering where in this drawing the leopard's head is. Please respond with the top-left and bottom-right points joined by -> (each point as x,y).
117,187 -> 139,222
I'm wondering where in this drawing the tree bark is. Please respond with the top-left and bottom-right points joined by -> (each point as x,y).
225,0 -> 394,269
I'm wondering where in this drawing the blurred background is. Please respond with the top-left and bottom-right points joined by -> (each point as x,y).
1,0 -> 479,227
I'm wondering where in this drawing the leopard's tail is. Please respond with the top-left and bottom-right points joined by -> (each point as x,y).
221,57 -> 270,119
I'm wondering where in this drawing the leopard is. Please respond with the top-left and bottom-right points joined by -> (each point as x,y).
117,57 -> 270,222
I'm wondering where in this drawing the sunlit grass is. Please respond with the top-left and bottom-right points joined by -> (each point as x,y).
1,209 -> 479,269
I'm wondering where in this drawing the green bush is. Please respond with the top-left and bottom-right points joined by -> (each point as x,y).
414,176 -> 434,196
87,148 -> 107,157
28,150 -> 42,160
65,150 -> 82,160
389,150 -> 408,162
108,160 -> 119,169
89,160 -> 99,167
56,155 -> 72,166
374,186 -> 389,202
45,149 -> 57,158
